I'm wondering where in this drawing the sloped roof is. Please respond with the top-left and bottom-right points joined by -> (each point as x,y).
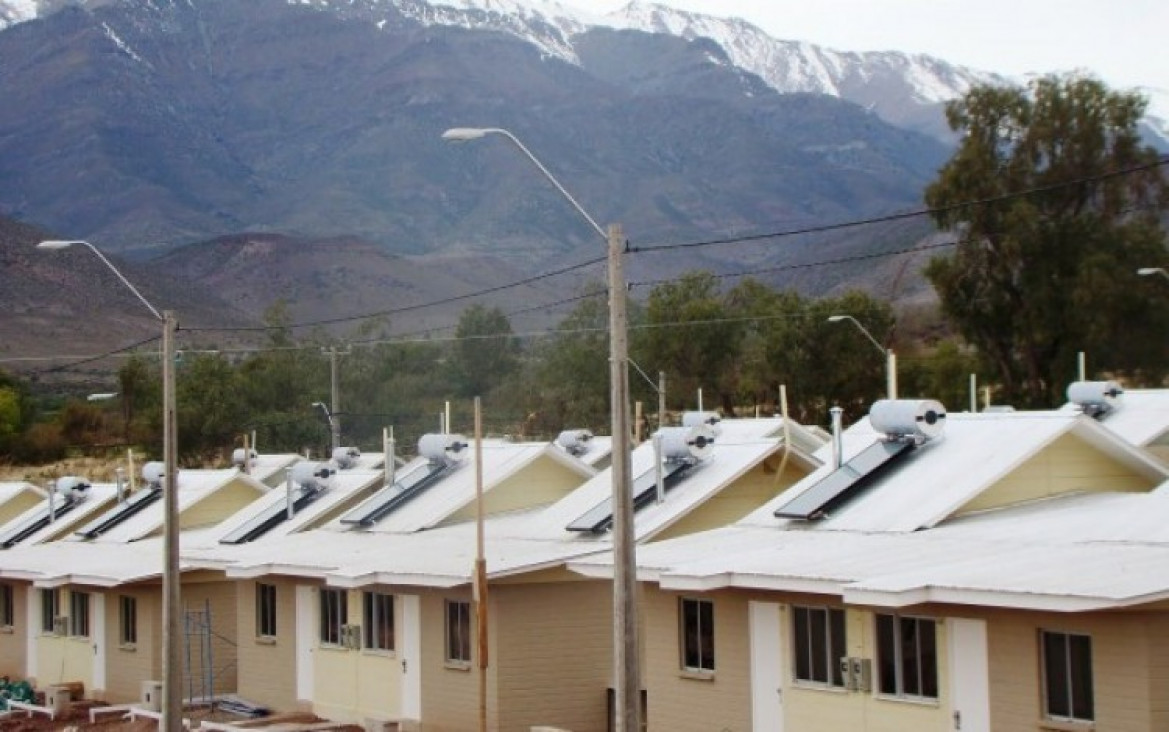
737,411 -> 1167,533
0,483 -> 119,549
1064,388 -> 1169,447
219,419 -> 815,586
570,410 -> 1169,612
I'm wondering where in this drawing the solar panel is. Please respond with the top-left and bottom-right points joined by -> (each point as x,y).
773,439 -> 914,520
0,495 -> 81,549
339,461 -> 456,527
74,487 -> 163,539
566,461 -> 693,534
219,484 -> 328,545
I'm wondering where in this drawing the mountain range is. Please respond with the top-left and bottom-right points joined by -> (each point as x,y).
0,0 -> 1164,367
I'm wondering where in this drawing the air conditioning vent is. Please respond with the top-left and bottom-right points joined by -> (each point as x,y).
340,623 -> 362,650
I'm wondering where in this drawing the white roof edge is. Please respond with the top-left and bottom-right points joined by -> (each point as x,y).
326,572 -> 468,589
843,584 -> 1169,612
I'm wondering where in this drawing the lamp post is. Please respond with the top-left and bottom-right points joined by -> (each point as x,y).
827,314 -> 897,399
442,127 -> 640,732
36,239 -> 182,732
1138,267 -> 1169,282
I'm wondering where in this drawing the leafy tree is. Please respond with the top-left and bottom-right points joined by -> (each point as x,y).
175,353 -> 248,461
924,74 -> 1169,406
525,286 -> 610,434
449,305 -> 519,397
117,355 -> 159,443
635,272 -> 743,414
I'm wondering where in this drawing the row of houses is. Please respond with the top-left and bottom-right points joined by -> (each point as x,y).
1,385 -> 1168,731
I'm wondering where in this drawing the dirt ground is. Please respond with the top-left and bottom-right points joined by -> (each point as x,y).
0,704 -> 363,732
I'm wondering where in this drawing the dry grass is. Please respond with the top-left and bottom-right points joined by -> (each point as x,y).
0,457 -> 132,485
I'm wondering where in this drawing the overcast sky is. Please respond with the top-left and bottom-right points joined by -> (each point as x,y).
585,0 -> 1167,93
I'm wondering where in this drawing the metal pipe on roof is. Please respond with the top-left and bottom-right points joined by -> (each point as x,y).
830,406 -> 844,470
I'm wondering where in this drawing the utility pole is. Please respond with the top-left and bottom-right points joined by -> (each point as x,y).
322,346 -> 350,451
162,310 -> 181,732
609,223 -> 639,732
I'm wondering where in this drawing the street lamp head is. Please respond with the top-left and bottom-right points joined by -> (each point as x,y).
36,239 -> 85,250
442,127 -> 492,142
826,315 -> 848,323
1137,267 -> 1165,276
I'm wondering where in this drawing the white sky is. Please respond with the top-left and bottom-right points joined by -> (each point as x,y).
586,0 -> 1168,92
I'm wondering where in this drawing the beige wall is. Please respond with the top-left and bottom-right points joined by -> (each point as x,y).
174,478 -> 266,532
0,581 -> 27,678
493,579 -> 613,732
236,576 -> 300,712
182,577 -> 240,697
957,432 -> 1155,516
654,456 -> 811,542
0,489 -> 45,527
443,455 -> 588,526
419,587 -> 487,731
104,586 -> 159,704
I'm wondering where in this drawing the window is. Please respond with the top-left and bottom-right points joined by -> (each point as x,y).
0,583 -> 13,628
70,591 -> 90,637
679,597 -> 715,673
364,591 -> 394,651
256,583 -> 277,638
1042,631 -> 1094,722
319,588 -> 347,646
40,588 -> 59,634
793,606 -> 846,687
876,614 -> 937,699
445,600 -> 471,664
119,595 -> 137,645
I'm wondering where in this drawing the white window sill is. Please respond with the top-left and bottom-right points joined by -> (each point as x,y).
679,669 -> 715,681
1039,719 -> 1094,732
791,681 -> 848,694
255,636 -> 277,646
119,643 -> 137,652
0,625 -> 13,635
872,693 -> 939,707
444,660 -> 472,672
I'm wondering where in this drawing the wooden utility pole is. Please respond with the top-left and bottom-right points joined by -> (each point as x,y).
474,397 -> 489,732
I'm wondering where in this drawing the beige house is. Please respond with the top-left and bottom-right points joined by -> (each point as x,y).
572,405 -> 1169,731
216,419 -> 823,730
0,468 -> 268,702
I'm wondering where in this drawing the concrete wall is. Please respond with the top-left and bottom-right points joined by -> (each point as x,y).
104,586 -> 159,704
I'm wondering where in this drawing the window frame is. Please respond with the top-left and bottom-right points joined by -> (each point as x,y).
1041,630 -> 1094,723
0,583 -> 13,629
792,605 -> 847,688
119,595 -> 138,646
70,590 -> 90,638
40,588 -> 59,634
679,597 -> 715,674
363,591 -> 395,653
445,599 -> 472,665
319,588 -> 347,647
256,582 -> 277,639
875,613 -> 937,700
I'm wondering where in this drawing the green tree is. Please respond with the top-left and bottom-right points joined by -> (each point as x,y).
525,286 -> 610,433
635,272 -> 743,414
449,305 -> 519,397
924,74 -> 1169,406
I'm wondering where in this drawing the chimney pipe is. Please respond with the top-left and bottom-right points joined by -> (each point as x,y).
830,406 -> 844,470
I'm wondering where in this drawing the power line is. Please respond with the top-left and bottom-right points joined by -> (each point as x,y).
179,255 -> 607,334
631,156 -> 1169,254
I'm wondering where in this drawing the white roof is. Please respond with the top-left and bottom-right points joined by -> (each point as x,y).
1065,388 -> 1169,446
0,483 -> 119,549
199,469 -> 386,547
323,441 -> 594,534
219,419 -> 812,586
0,482 -> 44,503
244,453 -> 302,485
738,411 -> 1168,533
570,410 -> 1169,612
65,469 -> 265,544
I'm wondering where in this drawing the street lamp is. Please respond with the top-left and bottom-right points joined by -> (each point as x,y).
36,239 -> 183,732
1138,267 -> 1169,282
827,314 -> 898,399
442,127 -> 640,731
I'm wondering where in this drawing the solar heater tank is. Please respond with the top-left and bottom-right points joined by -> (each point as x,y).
142,461 -> 167,488
556,429 -> 594,456
55,476 -> 91,500
1067,380 -> 1123,417
682,411 -> 722,434
869,399 -> 946,441
658,424 -> 716,461
231,448 -> 257,467
291,461 -> 334,491
418,433 -> 469,463
332,446 -> 361,469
